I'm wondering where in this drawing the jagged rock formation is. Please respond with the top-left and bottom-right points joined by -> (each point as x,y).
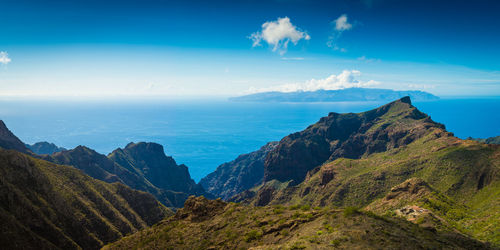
199,141 -> 278,200
228,97 -> 499,245
105,197 -> 488,250
41,142 -> 209,208
109,142 -> 205,196
0,120 -> 207,208
0,148 -> 171,250
264,96 -> 446,184
174,196 -> 227,222
0,120 -> 31,154
26,141 -> 66,155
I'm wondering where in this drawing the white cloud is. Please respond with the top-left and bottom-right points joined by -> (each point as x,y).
334,14 -> 352,31
246,70 -> 379,94
328,14 -> 354,51
250,17 -> 310,55
0,51 -> 11,65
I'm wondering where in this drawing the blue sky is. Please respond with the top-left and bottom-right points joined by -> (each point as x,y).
1,0 -> 499,97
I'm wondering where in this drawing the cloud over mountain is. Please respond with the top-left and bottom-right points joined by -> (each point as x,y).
246,70 -> 379,93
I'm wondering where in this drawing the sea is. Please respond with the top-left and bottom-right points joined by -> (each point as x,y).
1,97 -> 499,181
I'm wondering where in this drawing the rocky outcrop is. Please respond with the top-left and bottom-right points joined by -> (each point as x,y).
264,97 -> 446,184
41,142 -> 210,208
175,196 -> 227,222
0,120 -> 31,154
26,141 -> 66,155
109,142 -> 206,197
365,178 -> 433,213
200,141 -> 278,200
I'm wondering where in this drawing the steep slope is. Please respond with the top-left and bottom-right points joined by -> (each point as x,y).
264,96 -> 444,184
43,143 -> 208,208
225,97 -> 500,245
26,141 -> 66,155
42,146 -> 125,183
199,141 -> 278,200
105,196 -> 488,250
108,142 -> 205,196
0,120 -> 31,154
237,124 -> 500,245
0,148 -> 171,250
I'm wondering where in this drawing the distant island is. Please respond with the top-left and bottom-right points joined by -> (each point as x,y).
229,88 -> 439,102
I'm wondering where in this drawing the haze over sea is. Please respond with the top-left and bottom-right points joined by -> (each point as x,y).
1,97 -> 499,181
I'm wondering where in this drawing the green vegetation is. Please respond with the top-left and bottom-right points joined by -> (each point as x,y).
0,148 -> 171,249
105,197 -> 487,249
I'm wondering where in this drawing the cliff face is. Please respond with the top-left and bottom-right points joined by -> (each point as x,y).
0,120 -> 31,154
108,142 -> 206,196
264,97 -> 445,184
199,141 -> 278,200
0,148 -> 171,250
41,142 -> 209,208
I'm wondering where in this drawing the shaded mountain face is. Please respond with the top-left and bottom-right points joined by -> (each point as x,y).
264,96 -> 445,184
43,146 -> 124,183
0,120 -> 31,154
235,122 -> 500,245
42,142 -> 208,208
105,196 -> 488,250
26,141 -> 66,155
199,141 -> 278,200
229,87 -> 439,102
0,148 -> 171,250
108,142 -> 206,196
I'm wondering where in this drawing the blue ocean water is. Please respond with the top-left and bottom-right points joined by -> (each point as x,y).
1,98 -> 499,181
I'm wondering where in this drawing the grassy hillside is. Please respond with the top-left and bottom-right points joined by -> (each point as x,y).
235,130 -> 500,245
0,148 -> 172,249
105,196 -> 489,249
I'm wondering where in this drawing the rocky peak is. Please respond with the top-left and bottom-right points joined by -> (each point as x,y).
263,97 -> 446,184
109,142 -> 206,197
175,196 -> 226,222
25,141 -> 66,155
0,120 -> 31,154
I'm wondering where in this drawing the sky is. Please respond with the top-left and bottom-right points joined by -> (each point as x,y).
0,0 -> 499,98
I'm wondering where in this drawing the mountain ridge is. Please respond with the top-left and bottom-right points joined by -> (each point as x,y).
0,147 -> 171,249
230,87 -> 439,102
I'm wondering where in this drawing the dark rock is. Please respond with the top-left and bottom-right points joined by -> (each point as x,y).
199,141 -> 278,200
175,196 -> 226,222
0,120 -> 31,154
263,97 -> 445,184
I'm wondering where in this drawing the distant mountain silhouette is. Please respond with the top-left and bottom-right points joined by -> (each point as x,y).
230,87 -> 439,102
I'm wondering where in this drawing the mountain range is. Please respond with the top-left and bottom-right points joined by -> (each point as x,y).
230,87 -> 439,102
1,96 -> 499,249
